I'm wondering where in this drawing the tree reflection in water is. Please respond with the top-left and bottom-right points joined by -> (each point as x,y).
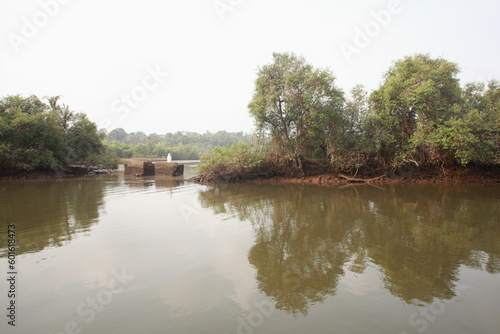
198,184 -> 500,314
0,179 -> 107,256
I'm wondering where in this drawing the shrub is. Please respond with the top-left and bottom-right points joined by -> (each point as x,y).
199,141 -> 265,175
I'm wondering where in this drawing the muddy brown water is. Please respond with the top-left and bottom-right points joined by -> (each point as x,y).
1,171 -> 499,333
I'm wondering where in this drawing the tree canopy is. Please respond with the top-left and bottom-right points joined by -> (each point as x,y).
244,53 -> 499,174
367,54 -> 499,167
248,52 -> 345,170
0,95 -> 108,173
2,53 -> 499,176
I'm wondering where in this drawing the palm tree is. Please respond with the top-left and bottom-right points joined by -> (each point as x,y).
46,96 -> 75,136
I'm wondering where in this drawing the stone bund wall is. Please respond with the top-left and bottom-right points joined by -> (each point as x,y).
124,160 -> 184,177
156,162 -> 184,176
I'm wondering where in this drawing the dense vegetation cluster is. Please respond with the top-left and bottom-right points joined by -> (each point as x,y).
2,53 -> 498,178
0,94 -> 250,175
0,96 -> 116,174
201,53 -> 499,176
103,128 -> 251,160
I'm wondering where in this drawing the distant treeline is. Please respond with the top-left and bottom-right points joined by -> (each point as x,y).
103,129 -> 251,160
200,53 -> 500,177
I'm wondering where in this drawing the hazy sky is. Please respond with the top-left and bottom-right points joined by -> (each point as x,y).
1,0 -> 499,134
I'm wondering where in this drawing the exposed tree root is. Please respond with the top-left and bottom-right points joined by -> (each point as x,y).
338,174 -> 386,183
189,160 -> 500,185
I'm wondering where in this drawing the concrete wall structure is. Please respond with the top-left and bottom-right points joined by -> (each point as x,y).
124,159 -> 184,177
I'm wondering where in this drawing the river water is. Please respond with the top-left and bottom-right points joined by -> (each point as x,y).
0,169 -> 499,334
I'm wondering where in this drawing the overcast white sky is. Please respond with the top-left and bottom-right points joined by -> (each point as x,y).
1,0 -> 499,134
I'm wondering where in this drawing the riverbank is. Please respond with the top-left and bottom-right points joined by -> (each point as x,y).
0,167 -> 113,181
0,171 -> 69,181
189,160 -> 500,185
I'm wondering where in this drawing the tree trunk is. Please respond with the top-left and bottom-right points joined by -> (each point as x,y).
295,155 -> 304,176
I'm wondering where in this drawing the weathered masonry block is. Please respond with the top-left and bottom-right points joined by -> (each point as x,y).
143,161 -> 155,176
155,162 -> 184,176
124,160 -> 184,177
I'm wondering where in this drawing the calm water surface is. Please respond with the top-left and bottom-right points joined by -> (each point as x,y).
0,171 -> 499,334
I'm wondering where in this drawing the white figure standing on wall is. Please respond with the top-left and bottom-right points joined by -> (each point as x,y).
167,153 -> 172,162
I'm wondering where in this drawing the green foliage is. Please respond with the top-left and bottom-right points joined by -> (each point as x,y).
91,147 -> 121,169
102,129 -> 251,160
327,85 -> 370,169
107,127 -> 128,142
197,53 -> 499,176
2,55 -> 498,176
369,54 -> 462,166
406,79 -> 500,167
0,95 -> 113,173
248,52 -> 344,169
0,96 -> 64,172
443,80 -> 500,165
66,115 -> 105,165
0,94 -> 47,115
199,141 -> 265,174
106,128 -> 250,147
